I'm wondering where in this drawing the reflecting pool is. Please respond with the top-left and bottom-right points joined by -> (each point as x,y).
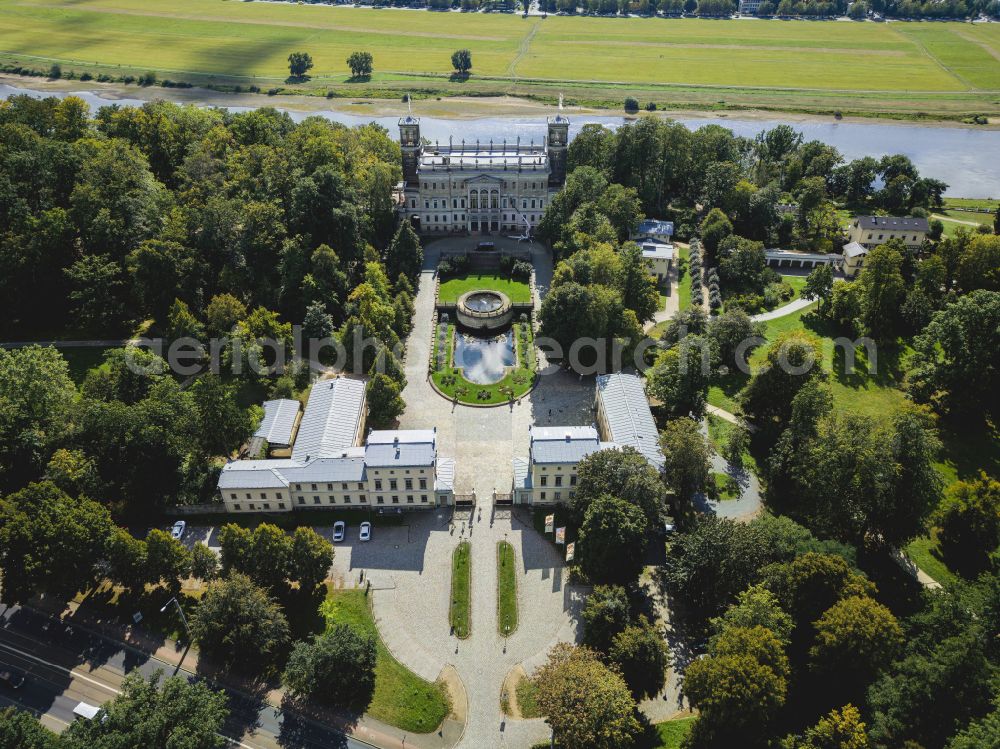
454,331 -> 515,385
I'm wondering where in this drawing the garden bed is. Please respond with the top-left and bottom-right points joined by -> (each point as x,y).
497,541 -> 518,636
450,541 -> 471,639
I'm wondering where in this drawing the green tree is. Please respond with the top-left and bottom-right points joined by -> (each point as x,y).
204,293 -> 247,337
145,529 -> 192,589
803,264 -> 834,310
290,526 -> 334,590
947,705 -> 1000,749
684,628 -> 788,745
61,670 -> 228,749
164,298 -> 205,342
707,307 -> 763,370
218,523 -> 291,591
763,552 -> 875,630
0,345 -> 77,481
346,51 -> 373,78
581,584 -> 632,652
385,219 -> 423,282
577,495 -> 648,585
933,473 -> 1000,574
646,339 -> 710,420
710,584 -> 794,645
957,233 -> 1000,292
189,374 -> 255,458
0,482 -> 115,604
617,242 -> 659,323
190,573 -> 290,669
700,208 -> 734,264
608,616 -> 670,699
783,705 -> 872,749
190,542 -> 219,581
659,417 -> 711,514
741,329 -> 824,439
809,596 -> 903,687
533,644 -> 640,749
282,623 -> 377,707
366,373 -> 404,428
857,242 -> 906,341
450,49 -> 472,74
287,51 -> 314,78
909,289 -> 1000,417
0,707 -> 63,749
572,447 -> 667,527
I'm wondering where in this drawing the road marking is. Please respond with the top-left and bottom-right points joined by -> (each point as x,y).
0,640 -> 259,749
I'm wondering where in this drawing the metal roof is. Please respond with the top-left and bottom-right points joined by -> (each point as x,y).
365,442 -> 436,468
283,458 -> 366,484
218,459 -> 300,490
255,399 -> 300,446
634,219 -> 674,237
640,242 -> 675,261
595,373 -> 665,470
291,378 -> 366,462
842,241 -> 868,258
853,215 -> 929,232
529,425 -> 603,464
367,429 -> 437,446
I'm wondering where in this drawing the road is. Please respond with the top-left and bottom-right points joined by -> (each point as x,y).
0,604 -> 371,749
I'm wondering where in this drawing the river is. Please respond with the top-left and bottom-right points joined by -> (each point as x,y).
3,82 -> 998,196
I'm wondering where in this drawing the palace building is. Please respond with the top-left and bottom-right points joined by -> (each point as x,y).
398,114 -> 569,236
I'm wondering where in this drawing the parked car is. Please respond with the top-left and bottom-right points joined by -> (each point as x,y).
170,520 -> 186,541
359,522 -> 372,542
0,668 -> 25,689
333,521 -> 346,543
663,521 -> 676,535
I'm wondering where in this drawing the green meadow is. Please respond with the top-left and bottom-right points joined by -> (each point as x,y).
1,0 -> 999,118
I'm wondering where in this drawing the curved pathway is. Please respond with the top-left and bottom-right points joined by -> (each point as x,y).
374,238 -> 594,748
750,295 -> 815,322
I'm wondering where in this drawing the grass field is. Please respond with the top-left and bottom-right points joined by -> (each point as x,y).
450,541 -> 471,639
2,0 -> 999,118
437,273 -> 532,304
654,717 -> 696,748
497,540 -> 518,636
321,590 -> 450,733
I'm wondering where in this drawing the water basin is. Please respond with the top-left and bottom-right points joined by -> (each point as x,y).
454,331 -> 515,385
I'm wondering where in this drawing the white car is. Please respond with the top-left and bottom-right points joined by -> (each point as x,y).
359,522 -> 372,542
170,521 -> 186,541
333,521 -> 346,543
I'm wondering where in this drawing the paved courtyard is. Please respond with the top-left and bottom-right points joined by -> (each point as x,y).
368,238 -> 596,747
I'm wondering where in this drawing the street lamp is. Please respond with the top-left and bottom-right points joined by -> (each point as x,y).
160,597 -> 192,674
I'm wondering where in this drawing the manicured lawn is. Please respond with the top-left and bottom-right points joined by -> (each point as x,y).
654,717 -> 696,749
3,0 -> 997,117
450,541 -> 471,639
437,273 -> 532,304
781,274 -> 808,301
905,532 -> 959,588
677,245 -> 691,312
497,541 -> 518,636
709,471 -> 740,501
431,321 -> 536,405
516,677 -> 540,719
321,589 -> 450,733
943,197 -> 999,211
433,366 -> 535,405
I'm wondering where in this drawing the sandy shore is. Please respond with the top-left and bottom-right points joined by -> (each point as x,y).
4,73 -> 996,129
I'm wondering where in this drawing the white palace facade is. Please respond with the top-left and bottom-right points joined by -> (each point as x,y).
398,114 -> 569,236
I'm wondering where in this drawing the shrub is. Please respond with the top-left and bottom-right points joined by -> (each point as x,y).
624,97 -> 640,112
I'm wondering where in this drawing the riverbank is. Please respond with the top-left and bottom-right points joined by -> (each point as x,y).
3,74 -> 998,130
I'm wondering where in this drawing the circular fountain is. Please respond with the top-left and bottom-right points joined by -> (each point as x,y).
455,289 -> 513,333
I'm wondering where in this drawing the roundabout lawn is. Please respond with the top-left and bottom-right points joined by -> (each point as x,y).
438,273 -> 531,304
